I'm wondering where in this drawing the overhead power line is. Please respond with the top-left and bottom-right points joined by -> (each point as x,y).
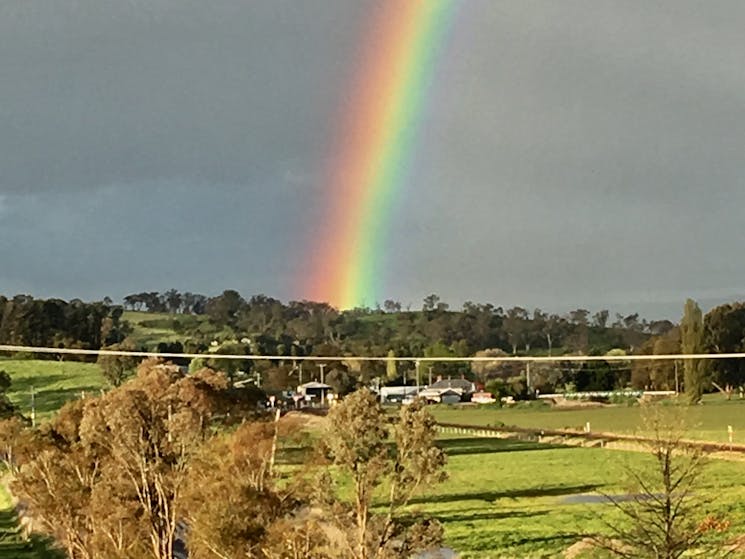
1,344 -> 745,363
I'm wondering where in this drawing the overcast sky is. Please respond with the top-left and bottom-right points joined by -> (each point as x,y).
2,0 -> 744,318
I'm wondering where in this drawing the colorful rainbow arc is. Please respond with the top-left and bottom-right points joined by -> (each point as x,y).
304,0 -> 457,309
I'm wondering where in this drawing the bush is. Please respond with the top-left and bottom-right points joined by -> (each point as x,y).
608,393 -> 639,406
139,318 -> 180,330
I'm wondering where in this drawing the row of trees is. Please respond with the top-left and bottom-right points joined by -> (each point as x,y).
1,360 -> 447,559
128,290 -> 658,360
631,299 -> 745,403
11,290 -> 745,400
0,289 -> 666,361
97,297 -> 745,400
0,295 -> 128,351
123,290 -> 208,314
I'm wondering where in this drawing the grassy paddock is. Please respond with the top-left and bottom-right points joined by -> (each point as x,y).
430,396 -> 745,443
0,358 -> 105,421
0,484 -> 62,559
122,310 -> 189,347
424,434 -> 745,558
122,310 -> 234,350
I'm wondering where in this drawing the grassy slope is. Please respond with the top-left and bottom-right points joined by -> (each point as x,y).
0,359 -> 105,422
122,310 -> 187,347
0,485 -> 62,559
430,395 -> 745,443
0,359 -> 103,557
428,435 -> 745,558
122,310 -> 228,349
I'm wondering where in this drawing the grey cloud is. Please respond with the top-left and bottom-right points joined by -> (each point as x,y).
2,1 -> 744,318
382,1 -> 745,314
0,0 -> 367,193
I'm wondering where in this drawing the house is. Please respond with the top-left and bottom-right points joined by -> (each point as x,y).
415,377 -> 477,404
418,387 -> 464,404
428,377 -> 476,395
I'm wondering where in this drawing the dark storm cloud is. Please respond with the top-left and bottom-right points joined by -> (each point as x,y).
0,0 -> 366,193
383,1 -> 745,316
2,0 -> 745,317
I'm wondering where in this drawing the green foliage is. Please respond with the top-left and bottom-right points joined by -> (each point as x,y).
705,302 -> 745,390
188,357 -> 208,373
325,389 -> 389,468
96,339 -> 141,387
324,390 -> 447,559
607,393 -> 638,406
631,327 -> 681,390
121,292 -> 657,389
485,377 -> 527,400
206,342 -> 252,385
0,295 -> 126,351
569,361 -> 629,392
681,299 -> 706,404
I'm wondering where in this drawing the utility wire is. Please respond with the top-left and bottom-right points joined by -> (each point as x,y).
0,344 -> 743,363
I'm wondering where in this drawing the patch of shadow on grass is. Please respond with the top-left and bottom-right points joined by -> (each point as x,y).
411,483 -> 602,505
433,509 -> 547,523
454,532 -> 583,553
11,383 -> 103,417
438,437 -> 567,456
560,493 -> 664,505
0,508 -> 66,559
8,374 -> 66,393
503,533 -> 583,550
37,385 -> 101,413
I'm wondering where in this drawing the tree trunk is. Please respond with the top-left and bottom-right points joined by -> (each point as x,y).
355,475 -> 369,559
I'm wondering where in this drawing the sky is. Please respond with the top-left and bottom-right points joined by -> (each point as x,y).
2,0 -> 745,319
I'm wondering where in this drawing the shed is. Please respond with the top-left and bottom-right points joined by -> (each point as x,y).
297,381 -> 333,404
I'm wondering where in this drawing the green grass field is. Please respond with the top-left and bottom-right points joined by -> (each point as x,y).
426,434 -> 745,558
1,357 -> 744,558
122,310 -> 189,347
122,310 -> 231,349
0,358 -> 105,421
0,484 -> 62,559
430,396 -> 745,443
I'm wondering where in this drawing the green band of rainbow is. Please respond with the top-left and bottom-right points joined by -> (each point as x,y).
305,0 -> 457,309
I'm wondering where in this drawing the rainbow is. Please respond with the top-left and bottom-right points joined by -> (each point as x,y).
304,0 -> 457,309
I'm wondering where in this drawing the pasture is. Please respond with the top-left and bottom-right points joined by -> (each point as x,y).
430,395 -> 745,443
427,434 -> 745,558
0,485 -> 62,559
122,310 -> 227,349
121,310 -> 190,347
0,358 -> 105,421
0,358 -> 743,557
